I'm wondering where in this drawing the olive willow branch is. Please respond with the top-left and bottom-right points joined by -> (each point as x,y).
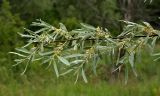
11,19 -> 160,84
37,34 -> 159,43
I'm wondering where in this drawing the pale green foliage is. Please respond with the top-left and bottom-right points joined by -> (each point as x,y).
10,19 -> 160,83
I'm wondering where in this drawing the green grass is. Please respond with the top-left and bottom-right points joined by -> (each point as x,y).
0,78 -> 160,96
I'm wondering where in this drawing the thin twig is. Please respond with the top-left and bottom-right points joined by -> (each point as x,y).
51,34 -> 159,42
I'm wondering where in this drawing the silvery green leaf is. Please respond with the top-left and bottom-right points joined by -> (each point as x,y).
24,28 -> 36,35
15,48 -> 31,54
129,52 -> 134,67
53,60 -> 59,77
106,38 -> 116,44
32,57 -> 43,61
132,68 -> 138,77
93,54 -> 98,75
39,51 -> 54,56
53,33 -> 58,41
70,60 -> 85,64
74,72 -> 79,84
14,59 -> 24,62
45,59 -> 52,69
82,33 -> 93,40
80,23 -> 96,31
128,52 -> 137,77
40,43 -> 44,52
12,62 -> 22,67
105,28 -> 109,32
60,69 -> 73,76
58,56 -> 70,65
59,23 -> 68,32
119,20 -> 136,25
80,41 -> 85,51
22,40 -> 33,48
143,22 -> 152,28
144,35 -> 150,44
21,55 -> 33,75
151,37 -> 158,47
39,19 -> 53,27
31,22 -> 43,26
73,44 -> 78,50
96,46 -> 109,50
71,29 -> 85,34
71,40 -> 77,46
154,31 -> 160,37
152,53 -> 160,56
154,57 -> 160,61
64,54 -> 84,59
35,27 -> 49,34
9,52 -> 27,57
41,58 -> 51,64
13,59 -> 25,66
32,19 -> 52,28
81,68 -> 88,83
18,32 -> 35,38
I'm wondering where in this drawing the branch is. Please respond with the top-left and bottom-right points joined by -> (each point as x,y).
50,34 -> 159,42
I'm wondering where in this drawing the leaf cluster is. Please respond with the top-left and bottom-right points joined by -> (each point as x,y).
10,19 -> 160,83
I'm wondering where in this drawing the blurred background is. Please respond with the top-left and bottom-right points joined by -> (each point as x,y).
0,0 -> 160,95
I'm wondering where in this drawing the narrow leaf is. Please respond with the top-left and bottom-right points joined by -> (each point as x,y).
152,53 -> 160,56
21,55 -> 33,75
58,56 -> 70,65
154,57 -> 160,61
81,68 -> 88,83
64,54 -> 84,59
93,54 -> 98,75
9,52 -> 27,57
151,37 -> 157,48
35,27 -> 48,34
59,23 -> 67,31
53,60 -> 59,77
129,52 -> 134,67
22,40 -> 33,48
16,48 -> 31,54
80,23 -> 96,31
74,72 -> 79,84
60,69 -> 73,76
39,51 -> 54,56
18,33 -> 35,38
41,58 -> 51,64
70,60 -> 85,64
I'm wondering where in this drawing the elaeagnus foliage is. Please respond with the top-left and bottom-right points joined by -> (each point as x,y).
10,18 -> 160,84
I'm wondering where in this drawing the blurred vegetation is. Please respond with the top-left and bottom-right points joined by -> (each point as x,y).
0,0 -> 160,95
0,0 -> 24,66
